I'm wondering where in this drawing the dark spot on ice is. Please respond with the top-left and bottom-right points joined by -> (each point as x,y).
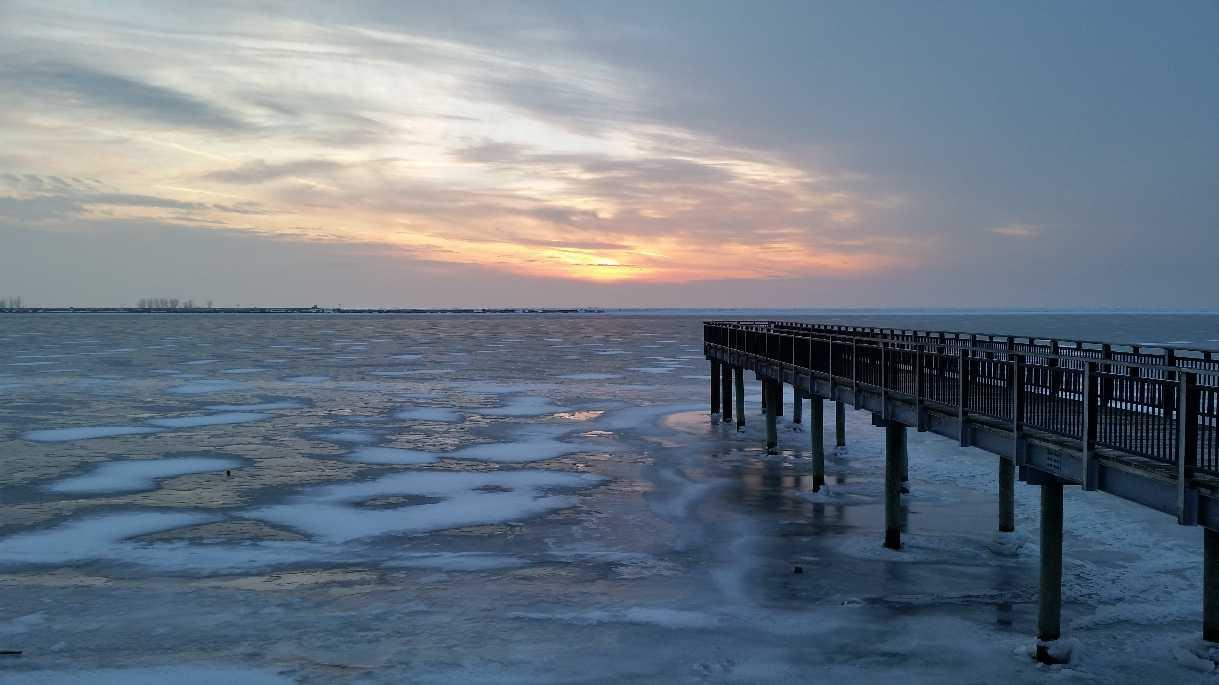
360,495 -> 446,509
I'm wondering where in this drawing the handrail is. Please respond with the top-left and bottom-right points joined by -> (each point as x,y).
705,319 -> 1219,360
704,320 -> 1218,478
703,321 -> 1219,375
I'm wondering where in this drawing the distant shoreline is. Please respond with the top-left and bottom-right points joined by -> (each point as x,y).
0,307 -> 605,315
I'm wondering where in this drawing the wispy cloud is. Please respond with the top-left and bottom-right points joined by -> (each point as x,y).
0,1 -> 912,287
3,60 -> 247,131
988,223 -> 1041,238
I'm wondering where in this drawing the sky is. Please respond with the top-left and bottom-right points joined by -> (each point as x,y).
1,1 -> 1216,309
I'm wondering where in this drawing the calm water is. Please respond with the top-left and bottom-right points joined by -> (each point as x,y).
0,313 -> 1213,683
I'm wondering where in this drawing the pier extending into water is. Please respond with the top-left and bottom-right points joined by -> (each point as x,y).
704,319 -> 1219,662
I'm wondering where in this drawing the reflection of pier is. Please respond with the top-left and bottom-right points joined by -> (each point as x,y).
705,320 -> 1219,662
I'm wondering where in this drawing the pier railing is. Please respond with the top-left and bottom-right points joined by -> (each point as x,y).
704,321 -> 1219,476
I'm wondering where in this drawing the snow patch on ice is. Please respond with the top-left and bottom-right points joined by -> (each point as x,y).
0,511 -> 220,565
315,429 -> 379,444
207,401 -> 306,411
47,456 -> 241,494
394,406 -> 463,422
0,666 -> 295,685
346,446 -> 437,465
511,606 -> 720,629
22,425 -> 163,442
452,430 -> 599,464
285,375 -> 328,384
479,394 -> 568,417
148,412 -> 269,428
245,470 -> 604,542
166,380 -> 248,395
384,552 -> 528,571
558,373 -> 622,381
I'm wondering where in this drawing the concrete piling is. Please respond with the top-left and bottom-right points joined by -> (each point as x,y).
792,389 -> 802,424
710,360 -> 721,415
884,420 -> 904,550
734,367 -> 745,430
811,397 -> 825,490
896,421 -> 908,489
999,459 -> 1015,533
1037,478 -> 1064,644
721,364 -> 733,422
835,401 -> 846,447
1206,528 -> 1219,642
765,380 -> 778,451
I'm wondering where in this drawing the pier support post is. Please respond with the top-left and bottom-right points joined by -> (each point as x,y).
811,398 -> 825,490
792,389 -> 802,424
884,421 -> 904,550
1037,478 -> 1064,647
897,421 -> 909,490
734,367 -> 745,430
710,361 -> 721,415
1206,528 -> 1219,642
999,459 -> 1015,533
721,364 -> 733,422
760,380 -> 767,415
835,401 -> 846,447
765,380 -> 779,451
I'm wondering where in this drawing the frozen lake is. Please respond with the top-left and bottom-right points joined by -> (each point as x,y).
1,313 -> 1217,683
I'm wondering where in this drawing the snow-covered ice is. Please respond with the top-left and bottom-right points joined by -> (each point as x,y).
1,313 -> 1214,683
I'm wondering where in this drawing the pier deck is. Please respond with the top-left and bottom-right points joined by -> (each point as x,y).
704,320 -> 1219,660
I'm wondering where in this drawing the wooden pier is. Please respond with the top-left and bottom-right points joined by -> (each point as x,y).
704,320 -> 1219,662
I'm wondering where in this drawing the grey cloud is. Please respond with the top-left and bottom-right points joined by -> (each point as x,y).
203,159 -> 345,184
3,60 -> 247,130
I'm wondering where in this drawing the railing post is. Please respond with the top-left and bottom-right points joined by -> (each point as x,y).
1100,344 -> 1113,408
1178,371 -> 1199,525
915,345 -> 926,431
851,339 -> 859,391
1012,354 -> 1026,434
958,348 -> 970,447
881,343 -> 889,418
1081,361 -> 1099,490
1049,340 -> 1061,399
1164,349 -> 1178,418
